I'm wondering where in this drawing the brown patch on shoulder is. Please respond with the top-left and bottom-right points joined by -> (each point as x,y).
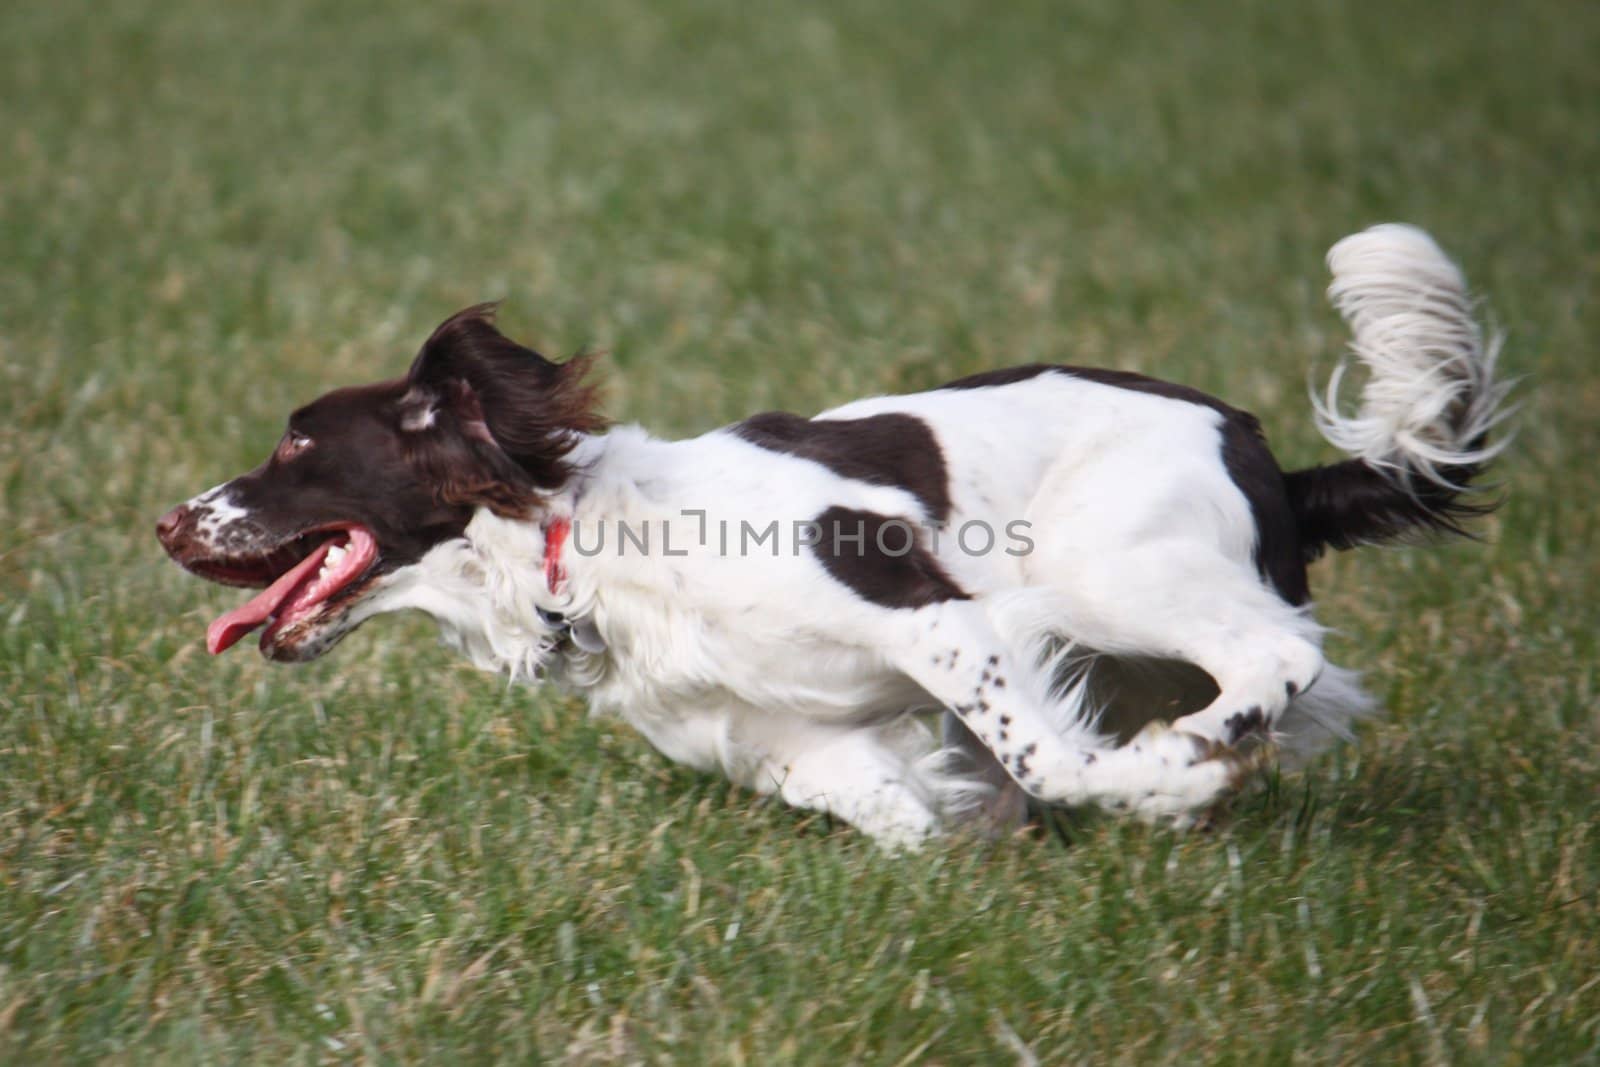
733,411 -> 951,523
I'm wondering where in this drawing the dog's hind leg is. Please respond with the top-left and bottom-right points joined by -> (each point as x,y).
888,600 -> 1248,824
1025,539 -> 1326,749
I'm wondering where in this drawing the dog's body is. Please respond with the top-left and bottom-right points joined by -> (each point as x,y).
158,225 -> 1510,847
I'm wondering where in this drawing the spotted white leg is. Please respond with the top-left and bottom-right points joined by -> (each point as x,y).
890,601 -> 1246,824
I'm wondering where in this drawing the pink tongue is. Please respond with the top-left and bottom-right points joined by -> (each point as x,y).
206,541 -> 335,655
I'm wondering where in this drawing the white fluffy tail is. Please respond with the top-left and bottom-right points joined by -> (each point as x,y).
1314,224 -> 1513,489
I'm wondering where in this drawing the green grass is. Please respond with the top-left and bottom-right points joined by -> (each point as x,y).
3,0 -> 1598,1061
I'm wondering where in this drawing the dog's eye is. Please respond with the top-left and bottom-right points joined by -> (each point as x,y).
276,431 -> 313,461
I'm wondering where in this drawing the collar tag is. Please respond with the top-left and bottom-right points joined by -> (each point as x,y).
543,517 -> 571,594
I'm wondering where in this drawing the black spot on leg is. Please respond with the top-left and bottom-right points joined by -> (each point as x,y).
986,655 -> 999,668
1083,752 -> 1097,765
1223,706 -> 1267,744
999,715 -> 1011,726
993,677 -> 1006,689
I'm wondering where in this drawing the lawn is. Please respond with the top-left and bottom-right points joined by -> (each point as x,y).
2,0 -> 1597,1061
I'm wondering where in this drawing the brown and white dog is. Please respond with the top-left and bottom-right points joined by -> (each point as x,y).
157,225 -> 1510,847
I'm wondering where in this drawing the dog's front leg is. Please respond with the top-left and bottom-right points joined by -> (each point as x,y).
758,730 -> 944,851
888,601 -> 1246,824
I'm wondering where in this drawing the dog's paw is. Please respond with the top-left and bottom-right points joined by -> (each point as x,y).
1103,722 -> 1252,827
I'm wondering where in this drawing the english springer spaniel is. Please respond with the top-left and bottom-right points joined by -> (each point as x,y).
157,225 -> 1511,848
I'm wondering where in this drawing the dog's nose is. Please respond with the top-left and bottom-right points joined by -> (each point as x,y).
156,504 -> 189,546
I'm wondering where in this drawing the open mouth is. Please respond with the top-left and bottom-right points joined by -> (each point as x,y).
199,525 -> 379,654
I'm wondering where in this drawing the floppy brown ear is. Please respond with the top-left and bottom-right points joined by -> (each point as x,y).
397,378 -> 491,440
399,375 -> 548,518
406,304 -> 604,489
431,377 -> 499,445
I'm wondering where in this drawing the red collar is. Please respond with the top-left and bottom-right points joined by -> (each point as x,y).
543,517 -> 571,594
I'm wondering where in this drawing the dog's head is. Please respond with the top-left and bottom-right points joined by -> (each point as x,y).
156,305 -> 602,661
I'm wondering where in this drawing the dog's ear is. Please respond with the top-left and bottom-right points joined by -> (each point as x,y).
399,375 -> 543,517
407,302 -> 557,397
399,376 -> 501,449
403,304 -> 604,488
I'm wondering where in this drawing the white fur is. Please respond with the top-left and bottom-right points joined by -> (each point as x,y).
361,373 -> 1366,846
190,482 -> 249,540
191,225 -> 1508,848
1316,224 -> 1514,487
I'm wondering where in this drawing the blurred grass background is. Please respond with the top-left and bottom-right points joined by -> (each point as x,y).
2,0 -> 1597,1061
